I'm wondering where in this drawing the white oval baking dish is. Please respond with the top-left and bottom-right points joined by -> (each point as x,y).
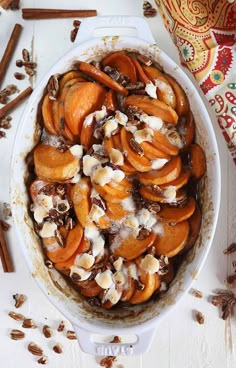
10,16 -> 221,356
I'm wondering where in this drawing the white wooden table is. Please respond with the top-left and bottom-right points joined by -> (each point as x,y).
0,1 -> 236,367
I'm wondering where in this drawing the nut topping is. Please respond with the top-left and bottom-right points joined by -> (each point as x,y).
22,318 -> 37,329
42,325 -> 52,338
37,356 -> 48,365
28,342 -> 44,356
10,329 -> 25,340
57,320 -> 65,332
8,311 -> 25,321
195,311 -> 205,325
13,293 -> 26,308
47,74 -> 60,100
53,343 -> 63,354
66,330 -> 77,340
130,138 -> 144,156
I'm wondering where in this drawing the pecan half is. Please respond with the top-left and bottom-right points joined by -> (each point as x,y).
22,318 -> 37,329
195,311 -> 205,324
137,227 -> 150,240
8,311 -> 25,321
13,293 -> 26,308
130,138 -> 144,156
28,342 -> 43,356
57,320 -> 65,332
66,330 -> 77,340
191,289 -> 203,298
99,356 -> 117,368
53,343 -> 63,354
42,325 -> 52,338
47,74 -> 60,100
223,242 -> 236,254
10,329 -> 25,340
37,356 -> 48,365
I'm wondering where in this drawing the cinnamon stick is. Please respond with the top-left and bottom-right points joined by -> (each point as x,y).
0,86 -> 33,119
0,221 -> 14,272
0,23 -> 22,87
22,8 -> 97,20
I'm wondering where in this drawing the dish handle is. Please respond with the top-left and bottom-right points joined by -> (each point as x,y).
72,325 -> 156,356
75,15 -> 155,44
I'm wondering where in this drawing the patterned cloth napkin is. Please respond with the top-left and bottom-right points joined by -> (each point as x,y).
155,0 -> 236,163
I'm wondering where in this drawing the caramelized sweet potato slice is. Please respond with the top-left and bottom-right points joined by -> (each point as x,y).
46,223 -> 83,263
112,231 -> 156,260
189,143 -> 206,180
141,141 -> 171,160
70,178 -> 91,228
165,74 -> 190,116
159,168 -> 191,190
112,133 -> 136,174
80,116 -> 96,150
125,95 -> 178,125
64,81 -> 106,137
102,52 -> 137,83
129,257 -> 160,304
131,58 -> 150,84
120,127 -> 152,172
158,196 -> 196,223
138,156 -> 181,185
143,66 -> 177,109
42,94 -> 58,135
34,144 -> 80,182
59,70 -> 86,89
152,129 -> 179,156
106,201 -> 132,220
178,110 -> 195,149
93,183 -> 131,203
184,205 -> 202,251
140,185 -> 168,203
75,61 -> 128,96
80,280 -> 102,297
154,221 -> 189,257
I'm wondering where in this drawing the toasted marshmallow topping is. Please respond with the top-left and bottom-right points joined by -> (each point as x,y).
109,148 -> 124,166
84,226 -> 105,257
114,271 -> 126,286
115,111 -> 128,126
89,204 -> 105,222
92,144 -> 104,155
140,113 -> 163,130
37,194 -> 53,210
70,265 -> 91,281
91,166 -> 113,186
39,222 -> 57,238
163,186 -> 177,203
113,257 -> 124,271
74,253 -> 95,269
134,127 -> 154,144
83,155 -> 100,176
140,254 -> 160,274
145,81 -> 157,99
126,125 -> 138,134
95,269 -> 114,289
121,197 -> 136,211
84,106 -> 107,127
103,288 -> 121,304
123,215 -> 139,230
69,144 -> 83,158
104,119 -> 118,138
69,172 -> 81,183
151,158 -> 169,170
33,206 -> 48,223
112,169 -> 125,183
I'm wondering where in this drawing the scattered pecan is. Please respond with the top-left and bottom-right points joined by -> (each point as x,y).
91,197 -> 106,211
47,74 -> 60,100
126,81 -> 145,90
100,356 -> 117,368
13,293 -> 26,308
223,242 -> 236,254
143,1 -> 152,10
87,297 -> 101,307
16,60 -> 36,68
146,202 -> 161,213
37,356 -> 48,365
10,329 -> 25,340
103,65 -> 129,86
147,245 -> 156,256
0,84 -> 18,104
191,289 -> 203,298
8,311 -> 25,321
126,105 -> 143,120
73,19 -> 81,28
136,53 -> 153,66
28,342 -> 44,356
134,279 -> 145,290
195,311 -> 205,324
110,335 -> 122,343
9,0 -> 20,10
130,138 -> 144,156
53,343 -> 63,354
0,131 -> 6,138
22,318 -> 37,329
22,48 -> 30,61
143,1 -> 157,18
0,116 -> 12,130
66,330 -> 77,340
54,229 -> 65,248
42,325 -> 52,338
57,320 -> 65,332
211,289 -> 236,320
70,27 -> 79,43
14,72 -> 25,80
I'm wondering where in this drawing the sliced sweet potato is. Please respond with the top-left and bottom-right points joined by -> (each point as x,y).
80,116 -> 96,150
70,178 -> 91,227
46,223 -> 83,263
189,143 -> 206,180
184,205 -> 202,251
165,74 -> 190,116
143,66 -> 177,109
140,185 -> 167,203
159,168 -> 191,190
129,257 -> 159,304
106,201 -> 132,220
125,95 -> 179,125
131,58 -> 150,84
75,61 -> 128,96
105,89 -> 118,112
102,52 -> 137,83
59,70 -> 86,89
141,141 -> 171,160
80,280 -> 102,297
154,221 -> 189,257
158,196 -> 196,223
120,127 -> 152,172
42,94 -> 58,135
64,81 -> 106,137
138,156 -> 181,185
152,129 -> 179,156
112,133 -> 136,175
93,183 -> 131,203
178,110 -> 195,149
34,144 -> 80,182
112,231 -> 156,260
